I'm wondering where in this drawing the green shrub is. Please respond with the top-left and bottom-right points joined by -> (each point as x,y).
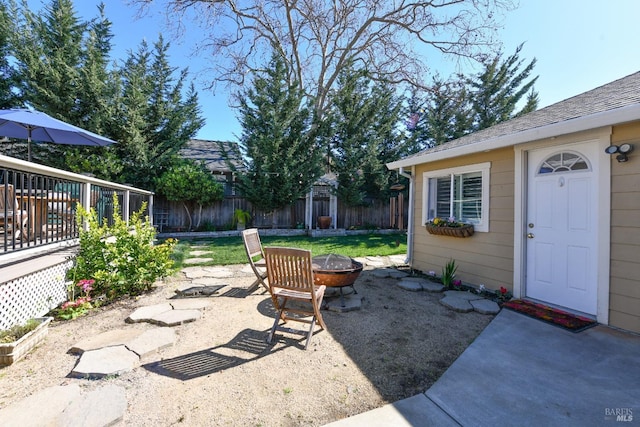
441,259 -> 458,289
67,195 -> 177,299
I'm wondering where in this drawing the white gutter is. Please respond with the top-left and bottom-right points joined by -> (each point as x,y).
387,103 -> 640,169
399,166 -> 414,266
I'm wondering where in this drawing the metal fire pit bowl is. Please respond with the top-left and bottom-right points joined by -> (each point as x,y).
312,254 -> 363,288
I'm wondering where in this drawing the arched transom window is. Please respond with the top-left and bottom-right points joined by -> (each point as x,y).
538,151 -> 590,174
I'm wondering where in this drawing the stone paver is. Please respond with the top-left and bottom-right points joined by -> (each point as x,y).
470,298 -> 501,315
443,290 -> 482,301
183,257 -> 214,265
201,266 -> 235,278
365,256 -> 387,267
182,267 -> 211,279
169,299 -> 211,310
372,268 -> 409,279
324,294 -> 363,312
71,345 -> 140,379
189,250 -> 213,256
191,276 -> 230,286
70,328 -> 143,354
438,291 -> 498,314
388,254 -> 408,265
397,280 -> 423,292
150,308 -> 202,326
0,384 -> 82,426
422,282 -> 445,292
1,384 -> 127,427
439,294 -> 475,313
396,277 -> 445,293
325,286 -> 355,298
240,264 -> 256,274
175,284 -> 225,297
126,303 -> 174,323
126,327 -> 176,357
57,384 -> 127,427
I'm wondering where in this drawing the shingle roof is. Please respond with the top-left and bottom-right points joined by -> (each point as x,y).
179,139 -> 244,173
404,70 -> 640,159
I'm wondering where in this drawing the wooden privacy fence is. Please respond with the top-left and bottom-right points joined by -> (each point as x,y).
153,195 -> 408,231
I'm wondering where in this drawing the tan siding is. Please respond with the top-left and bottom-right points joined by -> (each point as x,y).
610,277 -> 640,299
611,192 -> 640,210
611,226 -> 640,245
608,310 -> 640,333
611,243 -> 640,264
609,293 -> 640,318
411,147 -> 514,291
609,121 -> 640,333
612,122 -> 640,142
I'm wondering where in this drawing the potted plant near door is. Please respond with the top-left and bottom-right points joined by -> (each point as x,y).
233,209 -> 251,231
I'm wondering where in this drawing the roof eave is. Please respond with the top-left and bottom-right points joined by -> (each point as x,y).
387,103 -> 640,170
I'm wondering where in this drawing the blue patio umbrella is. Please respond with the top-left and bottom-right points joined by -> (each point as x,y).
0,108 -> 116,161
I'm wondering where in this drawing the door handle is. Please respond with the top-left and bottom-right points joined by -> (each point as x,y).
527,233 -> 535,239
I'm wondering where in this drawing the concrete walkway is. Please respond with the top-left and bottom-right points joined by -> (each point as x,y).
325,309 -> 640,427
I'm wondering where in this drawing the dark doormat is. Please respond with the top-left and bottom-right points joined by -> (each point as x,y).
502,299 -> 597,332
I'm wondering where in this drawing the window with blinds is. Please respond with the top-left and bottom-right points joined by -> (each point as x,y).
428,172 -> 482,224
424,162 -> 490,231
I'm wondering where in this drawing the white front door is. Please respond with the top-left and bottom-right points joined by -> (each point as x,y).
525,142 -> 599,315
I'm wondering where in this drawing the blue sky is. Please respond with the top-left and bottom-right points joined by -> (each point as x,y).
27,0 -> 640,142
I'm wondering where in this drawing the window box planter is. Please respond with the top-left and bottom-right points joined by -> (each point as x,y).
425,224 -> 474,238
0,317 -> 53,366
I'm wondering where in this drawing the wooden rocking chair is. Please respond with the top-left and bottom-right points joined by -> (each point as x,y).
264,247 -> 326,349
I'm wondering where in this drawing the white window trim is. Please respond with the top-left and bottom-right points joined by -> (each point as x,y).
422,162 -> 491,232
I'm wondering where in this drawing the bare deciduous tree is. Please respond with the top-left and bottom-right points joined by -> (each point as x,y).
131,0 -> 513,119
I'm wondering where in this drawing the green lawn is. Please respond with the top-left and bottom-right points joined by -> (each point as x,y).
170,233 -> 407,267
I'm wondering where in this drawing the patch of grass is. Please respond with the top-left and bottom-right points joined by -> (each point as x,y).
170,233 -> 406,268
169,241 -> 191,267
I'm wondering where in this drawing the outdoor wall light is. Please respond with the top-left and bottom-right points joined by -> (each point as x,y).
605,143 -> 634,162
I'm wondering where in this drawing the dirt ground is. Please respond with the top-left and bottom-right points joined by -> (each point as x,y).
0,262 -> 494,426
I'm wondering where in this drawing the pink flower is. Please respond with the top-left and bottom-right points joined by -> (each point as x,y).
500,286 -> 508,294
453,279 -> 462,287
77,279 -> 95,293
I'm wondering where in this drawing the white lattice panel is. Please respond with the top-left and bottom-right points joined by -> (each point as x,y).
0,261 -> 71,330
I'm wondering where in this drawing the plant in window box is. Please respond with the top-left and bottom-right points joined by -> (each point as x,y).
425,217 -> 474,237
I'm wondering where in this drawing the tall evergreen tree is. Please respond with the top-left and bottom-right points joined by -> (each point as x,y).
14,0 -> 85,120
107,36 -> 204,189
407,77 -> 474,150
361,81 -> 403,201
233,51 -> 323,226
328,64 -> 402,206
407,45 -> 538,150
468,43 -> 539,130
11,0 -> 118,169
0,2 -> 20,108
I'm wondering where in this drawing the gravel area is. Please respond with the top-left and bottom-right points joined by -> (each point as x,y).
0,262 -> 494,426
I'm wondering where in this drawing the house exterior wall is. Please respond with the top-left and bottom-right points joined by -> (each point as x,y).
610,121 -> 640,333
411,147 -> 515,291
